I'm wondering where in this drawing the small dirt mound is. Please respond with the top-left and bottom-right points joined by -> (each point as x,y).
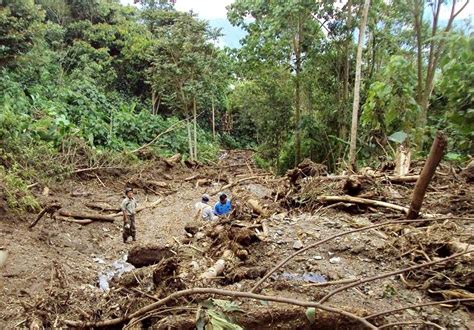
127,244 -> 174,267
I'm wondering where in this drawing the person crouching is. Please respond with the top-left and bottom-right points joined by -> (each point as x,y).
214,193 -> 232,217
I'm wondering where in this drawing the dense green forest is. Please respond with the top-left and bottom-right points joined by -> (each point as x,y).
1,0 -> 472,210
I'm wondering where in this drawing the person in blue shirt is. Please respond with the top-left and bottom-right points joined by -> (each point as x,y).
214,193 -> 232,216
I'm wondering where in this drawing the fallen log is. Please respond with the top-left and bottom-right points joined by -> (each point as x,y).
407,132 -> 447,219
58,210 -> 115,222
60,218 -> 93,225
111,198 -> 162,217
317,195 -> 409,214
307,174 -> 419,183
85,202 -> 120,212
29,203 -> 62,228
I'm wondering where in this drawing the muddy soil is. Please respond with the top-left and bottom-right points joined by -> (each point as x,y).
0,151 -> 472,329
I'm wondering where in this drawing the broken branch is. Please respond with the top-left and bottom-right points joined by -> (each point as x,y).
131,118 -> 186,154
317,195 -> 409,214
407,131 -> 447,219
63,287 -> 377,329
378,321 -> 443,329
29,203 -> 62,228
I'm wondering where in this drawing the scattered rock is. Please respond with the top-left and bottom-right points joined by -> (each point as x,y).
293,240 -> 304,250
329,257 -> 341,264
195,232 -> 206,240
0,249 -> 8,268
313,255 -> 323,260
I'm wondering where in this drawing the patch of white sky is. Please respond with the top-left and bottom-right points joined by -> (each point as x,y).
120,0 -> 233,19
120,0 -> 473,47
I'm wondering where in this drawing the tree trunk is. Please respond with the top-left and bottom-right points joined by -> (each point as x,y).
212,97 -> 216,140
294,18 -> 303,166
193,96 -> 198,161
407,132 -> 447,219
413,0 -> 424,105
187,117 -> 194,161
151,89 -> 157,115
414,0 -> 468,149
342,0 -> 352,102
348,0 -> 371,171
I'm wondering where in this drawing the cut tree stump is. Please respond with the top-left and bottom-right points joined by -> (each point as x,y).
127,244 -> 174,268
407,132 -> 447,219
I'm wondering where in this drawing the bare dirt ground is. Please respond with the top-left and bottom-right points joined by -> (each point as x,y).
0,151 -> 473,329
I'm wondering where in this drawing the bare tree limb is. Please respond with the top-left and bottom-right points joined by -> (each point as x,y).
63,287 -> 377,329
378,320 -> 444,329
318,250 -> 472,304
365,298 -> 474,320
318,195 -> 410,214
29,203 -> 62,228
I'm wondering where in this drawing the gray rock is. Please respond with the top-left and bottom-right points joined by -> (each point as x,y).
293,240 -> 304,250
329,257 -> 341,264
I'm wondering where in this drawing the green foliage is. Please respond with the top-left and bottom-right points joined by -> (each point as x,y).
0,0 -> 222,214
361,55 -> 420,139
305,307 -> 316,324
435,33 -> 474,155
198,299 -> 243,330
0,0 -> 44,66
0,166 -> 40,212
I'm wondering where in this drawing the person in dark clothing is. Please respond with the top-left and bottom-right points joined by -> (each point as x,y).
121,187 -> 137,243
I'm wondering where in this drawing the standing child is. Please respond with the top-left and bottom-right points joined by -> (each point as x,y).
121,187 -> 137,243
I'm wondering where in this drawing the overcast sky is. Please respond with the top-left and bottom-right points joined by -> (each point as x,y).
119,0 -> 473,48
120,0 -> 473,20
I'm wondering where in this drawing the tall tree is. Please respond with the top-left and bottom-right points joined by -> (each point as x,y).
228,0 -> 327,165
348,0 -> 371,170
146,10 -> 220,161
411,0 -> 469,145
